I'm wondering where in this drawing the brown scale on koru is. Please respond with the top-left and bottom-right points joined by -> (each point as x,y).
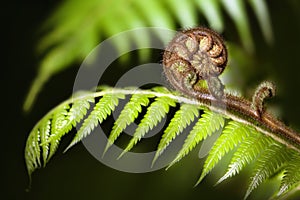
163,27 -> 228,99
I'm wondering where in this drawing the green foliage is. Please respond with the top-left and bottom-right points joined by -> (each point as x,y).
48,96 -> 94,159
66,93 -> 125,151
197,121 -> 253,184
103,93 -> 154,155
24,87 -> 300,199
24,0 -> 273,112
118,88 -> 176,158
152,104 -> 199,166
216,133 -> 273,184
167,111 -> 225,169
245,143 -> 292,199
277,151 -> 300,198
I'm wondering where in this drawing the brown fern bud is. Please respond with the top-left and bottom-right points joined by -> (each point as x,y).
163,27 -> 227,99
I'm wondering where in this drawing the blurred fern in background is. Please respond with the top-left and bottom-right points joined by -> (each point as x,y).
23,0 -> 273,112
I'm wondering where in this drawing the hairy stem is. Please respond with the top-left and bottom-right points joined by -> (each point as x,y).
45,87 -> 300,153
171,86 -> 300,152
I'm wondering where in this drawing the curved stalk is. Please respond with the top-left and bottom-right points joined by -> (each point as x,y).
40,86 -> 300,153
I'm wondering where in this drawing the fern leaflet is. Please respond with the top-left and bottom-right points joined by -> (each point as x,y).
118,94 -> 176,158
47,96 -> 94,155
244,143 -> 293,199
103,93 -> 154,155
25,126 -> 41,176
197,121 -> 252,185
48,104 -> 70,161
167,111 -> 225,169
66,93 -> 125,151
39,119 -> 51,166
277,151 -> 300,198
216,133 -> 273,184
152,104 -> 199,166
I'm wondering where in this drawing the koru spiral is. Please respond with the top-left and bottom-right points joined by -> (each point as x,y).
163,27 -> 228,99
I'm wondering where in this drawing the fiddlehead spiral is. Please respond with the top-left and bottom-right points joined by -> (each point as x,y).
251,81 -> 276,117
163,27 -> 227,99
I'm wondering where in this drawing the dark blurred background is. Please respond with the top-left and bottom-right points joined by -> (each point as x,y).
3,0 -> 300,199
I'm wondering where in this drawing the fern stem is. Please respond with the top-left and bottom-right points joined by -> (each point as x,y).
97,88 -> 300,153
41,87 -> 300,153
177,87 -> 300,153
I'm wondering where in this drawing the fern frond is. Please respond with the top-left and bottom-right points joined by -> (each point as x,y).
277,151 -> 300,198
216,133 -> 273,184
152,104 -> 199,166
167,111 -> 225,169
66,93 -> 125,151
25,86 -> 300,199
244,144 -> 293,199
197,121 -> 252,185
103,93 -> 154,155
118,91 -> 176,158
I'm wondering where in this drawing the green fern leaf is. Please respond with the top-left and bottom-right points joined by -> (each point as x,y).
196,0 -> 223,31
216,133 -> 273,184
221,0 -> 253,52
165,0 -> 197,27
66,93 -> 125,151
24,86 -> 300,199
167,111 -> 225,169
25,126 -> 41,176
152,104 -> 199,166
25,114 -> 54,175
39,118 -> 51,166
276,151 -> 300,197
118,94 -> 176,158
244,143 -> 293,199
47,96 -> 94,158
134,0 -> 174,29
197,121 -> 252,185
48,104 -> 69,161
248,0 -> 273,44
103,93 -> 153,155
